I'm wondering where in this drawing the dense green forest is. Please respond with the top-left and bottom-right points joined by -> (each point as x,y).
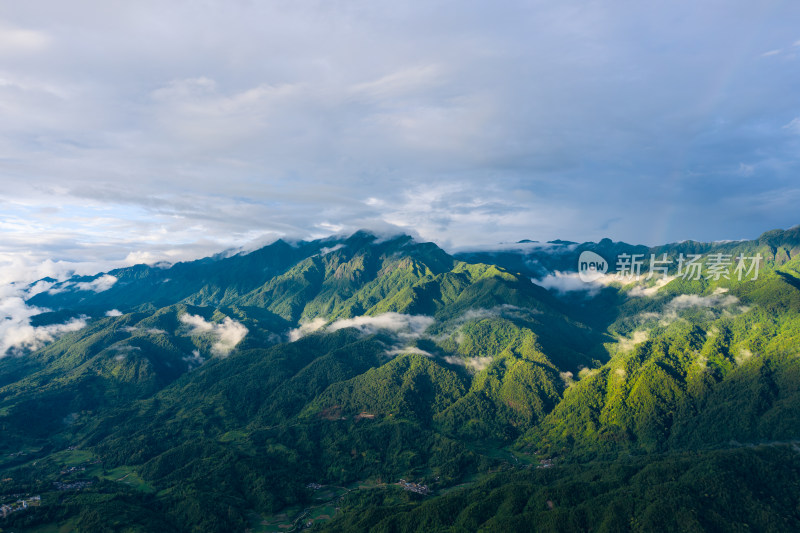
0,228 -> 799,532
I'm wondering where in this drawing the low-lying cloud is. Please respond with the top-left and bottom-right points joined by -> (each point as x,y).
180,313 -> 248,356
289,313 -> 434,342
48,274 -> 119,295
538,271 -> 678,299
109,343 -> 141,361
535,271 -> 618,296
123,326 -> 167,335
631,288 -> 747,328
74,275 -> 118,293
444,355 -> 493,372
628,276 -> 676,298
384,346 -> 432,357
288,317 -> 327,342
182,349 -> 205,370
456,304 -> 538,323
617,330 -> 649,353
327,313 -> 434,338
319,244 -> 346,256
0,295 -> 87,356
0,282 -> 89,356
667,288 -> 740,310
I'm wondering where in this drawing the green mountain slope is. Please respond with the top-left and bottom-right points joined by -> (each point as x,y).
0,228 -> 798,532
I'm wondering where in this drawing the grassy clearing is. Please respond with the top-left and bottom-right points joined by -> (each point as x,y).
218,429 -> 248,442
48,448 -> 95,465
307,503 -> 337,522
101,466 -> 155,493
508,447 -> 539,465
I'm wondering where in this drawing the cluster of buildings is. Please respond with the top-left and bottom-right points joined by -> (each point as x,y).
0,495 -> 41,517
53,480 -> 92,491
397,479 -> 430,495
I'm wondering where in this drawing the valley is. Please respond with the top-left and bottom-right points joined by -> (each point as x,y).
0,228 -> 798,531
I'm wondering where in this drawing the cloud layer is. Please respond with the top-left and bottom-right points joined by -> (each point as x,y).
667,290 -> 740,310
289,313 -> 434,342
326,313 -> 434,338
179,313 -> 248,356
74,275 -> 118,293
0,288 -> 86,356
535,271 -> 622,296
0,2 -> 799,294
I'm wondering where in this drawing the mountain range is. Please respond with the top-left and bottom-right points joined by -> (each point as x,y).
1,227 -> 799,532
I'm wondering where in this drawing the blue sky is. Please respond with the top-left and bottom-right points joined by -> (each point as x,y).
1,0 -> 800,282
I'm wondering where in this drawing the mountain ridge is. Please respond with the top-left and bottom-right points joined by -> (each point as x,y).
0,226 -> 798,531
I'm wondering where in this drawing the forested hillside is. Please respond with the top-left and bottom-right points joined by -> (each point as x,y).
1,228 -> 799,532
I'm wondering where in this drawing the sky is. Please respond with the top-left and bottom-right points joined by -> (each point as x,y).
2,0 -> 800,285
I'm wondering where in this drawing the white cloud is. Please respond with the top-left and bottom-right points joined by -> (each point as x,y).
0,278 -> 89,356
11,316 -> 87,353
179,313 -> 248,356
624,288 -> 750,328
667,289 -> 739,310
351,64 -> 444,100
43,273 -> 119,295
536,271 -> 620,296
456,305 -> 532,323
384,346 -> 432,357
628,276 -> 676,297
453,241 -> 577,254
125,326 -> 166,335
288,317 -> 327,342
0,23 -> 50,54
327,313 -> 434,339
617,330 -> 649,352
288,313 -> 434,343
640,288 -> 749,325
457,308 -> 500,321
0,1 -> 797,275
109,344 -> 140,361
444,355 -> 493,372
0,295 -> 86,356
735,347 -> 754,365
0,253 -> 109,287
737,162 -> 755,177
183,349 -> 205,370
537,271 -> 594,293
537,271 -> 677,298
74,275 -> 118,293
319,244 -> 345,255
105,309 -> 123,317
783,117 -> 800,134
26,280 -> 55,297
